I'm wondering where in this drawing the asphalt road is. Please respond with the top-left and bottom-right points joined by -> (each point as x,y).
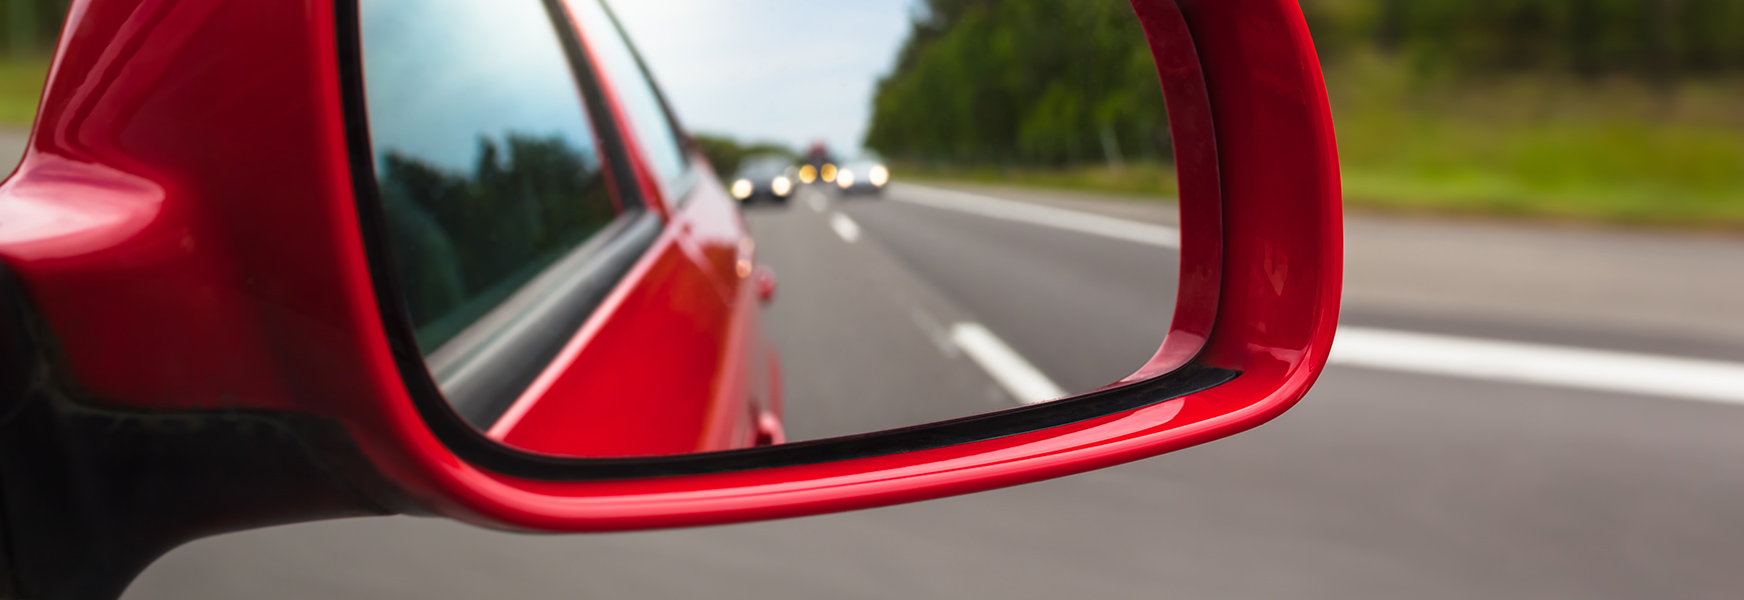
93,176 -> 1744,599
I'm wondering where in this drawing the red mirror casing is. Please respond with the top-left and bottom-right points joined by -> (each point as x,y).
0,0 -> 1339,545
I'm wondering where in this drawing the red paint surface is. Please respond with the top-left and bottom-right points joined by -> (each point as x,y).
0,0 -> 1339,533
1124,0 -> 1221,381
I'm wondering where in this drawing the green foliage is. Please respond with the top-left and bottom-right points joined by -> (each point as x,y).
693,133 -> 795,179
0,0 -> 99,126
1304,0 -> 1744,81
1304,1 -> 1744,225
379,133 -> 617,351
863,0 -> 1167,166
0,0 -> 69,57
1330,54 -> 1744,226
875,0 -> 1744,225
0,57 -> 44,125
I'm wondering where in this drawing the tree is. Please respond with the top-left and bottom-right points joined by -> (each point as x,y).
864,0 -> 1168,167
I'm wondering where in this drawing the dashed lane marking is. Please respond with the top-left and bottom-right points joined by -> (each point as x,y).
830,212 -> 861,243
950,322 -> 1067,405
907,306 -> 961,359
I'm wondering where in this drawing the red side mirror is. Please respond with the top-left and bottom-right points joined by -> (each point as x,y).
0,0 -> 1338,596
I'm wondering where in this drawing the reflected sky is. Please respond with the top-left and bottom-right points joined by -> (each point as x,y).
609,0 -> 913,153
359,0 -> 599,172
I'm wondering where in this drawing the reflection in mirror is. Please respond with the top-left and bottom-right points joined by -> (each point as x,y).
357,0 -> 1204,458
359,0 -> 630,428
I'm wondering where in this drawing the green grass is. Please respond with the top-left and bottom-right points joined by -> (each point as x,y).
0,58 -> 47,127
1334,116 -> 1744,226
903,57 -> 1744,230
1327,55 -> 1744,228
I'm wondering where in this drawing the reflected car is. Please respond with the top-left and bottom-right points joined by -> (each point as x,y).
730,155 -> 797,204
834,160 -> 890,196
804,142 -> 835,184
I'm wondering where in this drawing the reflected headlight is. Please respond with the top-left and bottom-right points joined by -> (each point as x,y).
837,170 -> 855,188
771,176 -> 793,196
820,163 -> 837,182
798,165 -> 817,183
731,179 -> 753,200
869,165 -> 889,186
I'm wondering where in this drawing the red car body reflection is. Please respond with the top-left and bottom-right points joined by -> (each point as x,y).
488,181 -> 785,456
0,0 -> 782,458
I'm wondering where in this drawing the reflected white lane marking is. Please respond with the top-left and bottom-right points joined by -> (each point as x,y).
907,306 -> 961,358
1332,326 -> 1744,405
951,322 -> 1066,405
892,184 -> 1180,248
829,212 -> 861,243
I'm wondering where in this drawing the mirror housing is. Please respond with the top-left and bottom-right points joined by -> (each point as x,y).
0,0 -> 1337,550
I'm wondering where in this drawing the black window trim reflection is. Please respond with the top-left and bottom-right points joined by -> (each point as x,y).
339,0 -> 1238,482
426,212 -> 661,428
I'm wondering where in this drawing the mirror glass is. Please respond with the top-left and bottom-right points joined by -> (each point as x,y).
357,0 -> 1201,458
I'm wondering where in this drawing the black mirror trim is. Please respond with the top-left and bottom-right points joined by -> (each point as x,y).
459,364 -> 1237,481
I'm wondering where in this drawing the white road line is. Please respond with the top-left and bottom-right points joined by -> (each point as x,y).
892,184 -> 1180,248
950,322 -> 1067,405
829,212 -> 861,243
1331,326 -> 1744,406
807,192 -> 828,213
889,184 -> 1744,405
907,306 -> 961,358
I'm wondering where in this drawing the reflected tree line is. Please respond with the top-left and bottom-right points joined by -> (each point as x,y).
379,133 -> 616,352
865,0 -> 1744,168
865,0 -> 1166,167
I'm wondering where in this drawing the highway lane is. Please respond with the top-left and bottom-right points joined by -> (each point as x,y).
122,181 -> 1744,599
746,183 -> 1184,442
736,193 -> 1022,439
826,188 -> 1177,398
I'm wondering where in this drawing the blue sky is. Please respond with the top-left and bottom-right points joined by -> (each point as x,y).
609,0 -> 917,154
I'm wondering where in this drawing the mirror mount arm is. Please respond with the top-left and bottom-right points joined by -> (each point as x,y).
0,266 -> 407,600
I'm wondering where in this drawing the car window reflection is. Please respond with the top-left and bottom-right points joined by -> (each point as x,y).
359,0 -> 620,354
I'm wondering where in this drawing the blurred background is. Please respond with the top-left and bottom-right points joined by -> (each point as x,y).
2,0 -> 1739,220
627,0 -> 1744,226
1,0 -> 1740,598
